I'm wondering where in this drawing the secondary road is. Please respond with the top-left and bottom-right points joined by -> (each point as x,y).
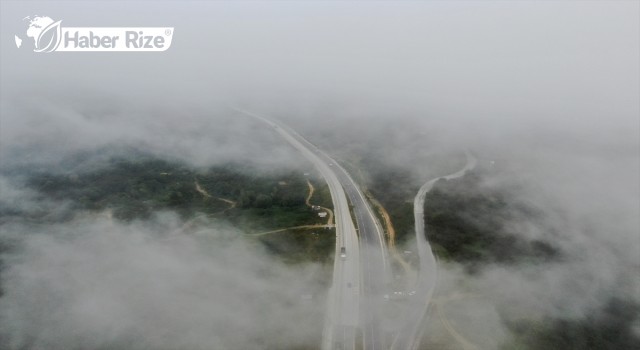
391,151 -> 477,350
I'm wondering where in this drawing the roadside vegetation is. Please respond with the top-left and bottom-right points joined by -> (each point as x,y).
502,297 -> 640,350
28,158 -> 306,221
366,168 -> 418,245
24,154 -> 335,265
423,168 -> 558,270
419,165 -> 639,349
259,227 -> 335,265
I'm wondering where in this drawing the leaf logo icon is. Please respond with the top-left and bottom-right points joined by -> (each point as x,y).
34,20 -> 62,53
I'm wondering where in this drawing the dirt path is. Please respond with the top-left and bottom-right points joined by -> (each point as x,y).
247,180 -> 336,236
194,181 -> 236,208
364,190 -> 413,277
249,224 -> 333,236
305,179 -> 315,206
194,181 -> 211,198
216,197 -> 236,208
192,179 -> 332,237
306,180 -> 334,226
366,191 -> 397,247
344,165 -> 414,287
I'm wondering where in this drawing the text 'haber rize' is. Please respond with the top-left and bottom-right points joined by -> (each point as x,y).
64,31 -> 166,49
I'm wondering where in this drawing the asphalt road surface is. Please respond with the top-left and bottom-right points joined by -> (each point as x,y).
391,151 -> 477,350
233,107 -> 472,350
233,108 -> 365,350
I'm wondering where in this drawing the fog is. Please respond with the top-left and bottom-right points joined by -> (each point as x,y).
1,1 -> 638,349
0,214 -> 325,350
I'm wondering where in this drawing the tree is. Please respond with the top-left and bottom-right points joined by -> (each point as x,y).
254,194 -> 273,208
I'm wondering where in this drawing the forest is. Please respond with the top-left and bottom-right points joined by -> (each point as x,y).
23,154 -> 335,264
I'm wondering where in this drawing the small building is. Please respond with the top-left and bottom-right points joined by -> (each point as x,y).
318,212 -> 327,218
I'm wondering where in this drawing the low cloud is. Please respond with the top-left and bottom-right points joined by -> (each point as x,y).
0,213 -> 326,350
0,1 -> 637,348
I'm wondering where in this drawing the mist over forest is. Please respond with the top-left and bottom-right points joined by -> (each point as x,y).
0,1 -> 638,349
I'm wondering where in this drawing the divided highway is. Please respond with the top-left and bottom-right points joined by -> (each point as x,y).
330,161 -> 389,350
233,108 -> 372,350
235,107 -> 475,350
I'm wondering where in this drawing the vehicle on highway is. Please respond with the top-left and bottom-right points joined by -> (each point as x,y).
340,247 -> 347,259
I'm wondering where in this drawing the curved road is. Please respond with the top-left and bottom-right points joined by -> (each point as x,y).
233,108 -> 387,350
331,161 -> 389,350
391,151 -> 477,350
234,107 -> 473,350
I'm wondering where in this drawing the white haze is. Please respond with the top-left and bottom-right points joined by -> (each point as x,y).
1,1 -> 638,349
0,214 -> 325,350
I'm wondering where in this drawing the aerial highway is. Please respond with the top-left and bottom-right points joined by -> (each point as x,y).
391,151 -> 477,350
283,125 -> 390,349
234,107 -> 475,350
232,108 -> 368,350
286,133 -> 390,350
329,160 -> 389,350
